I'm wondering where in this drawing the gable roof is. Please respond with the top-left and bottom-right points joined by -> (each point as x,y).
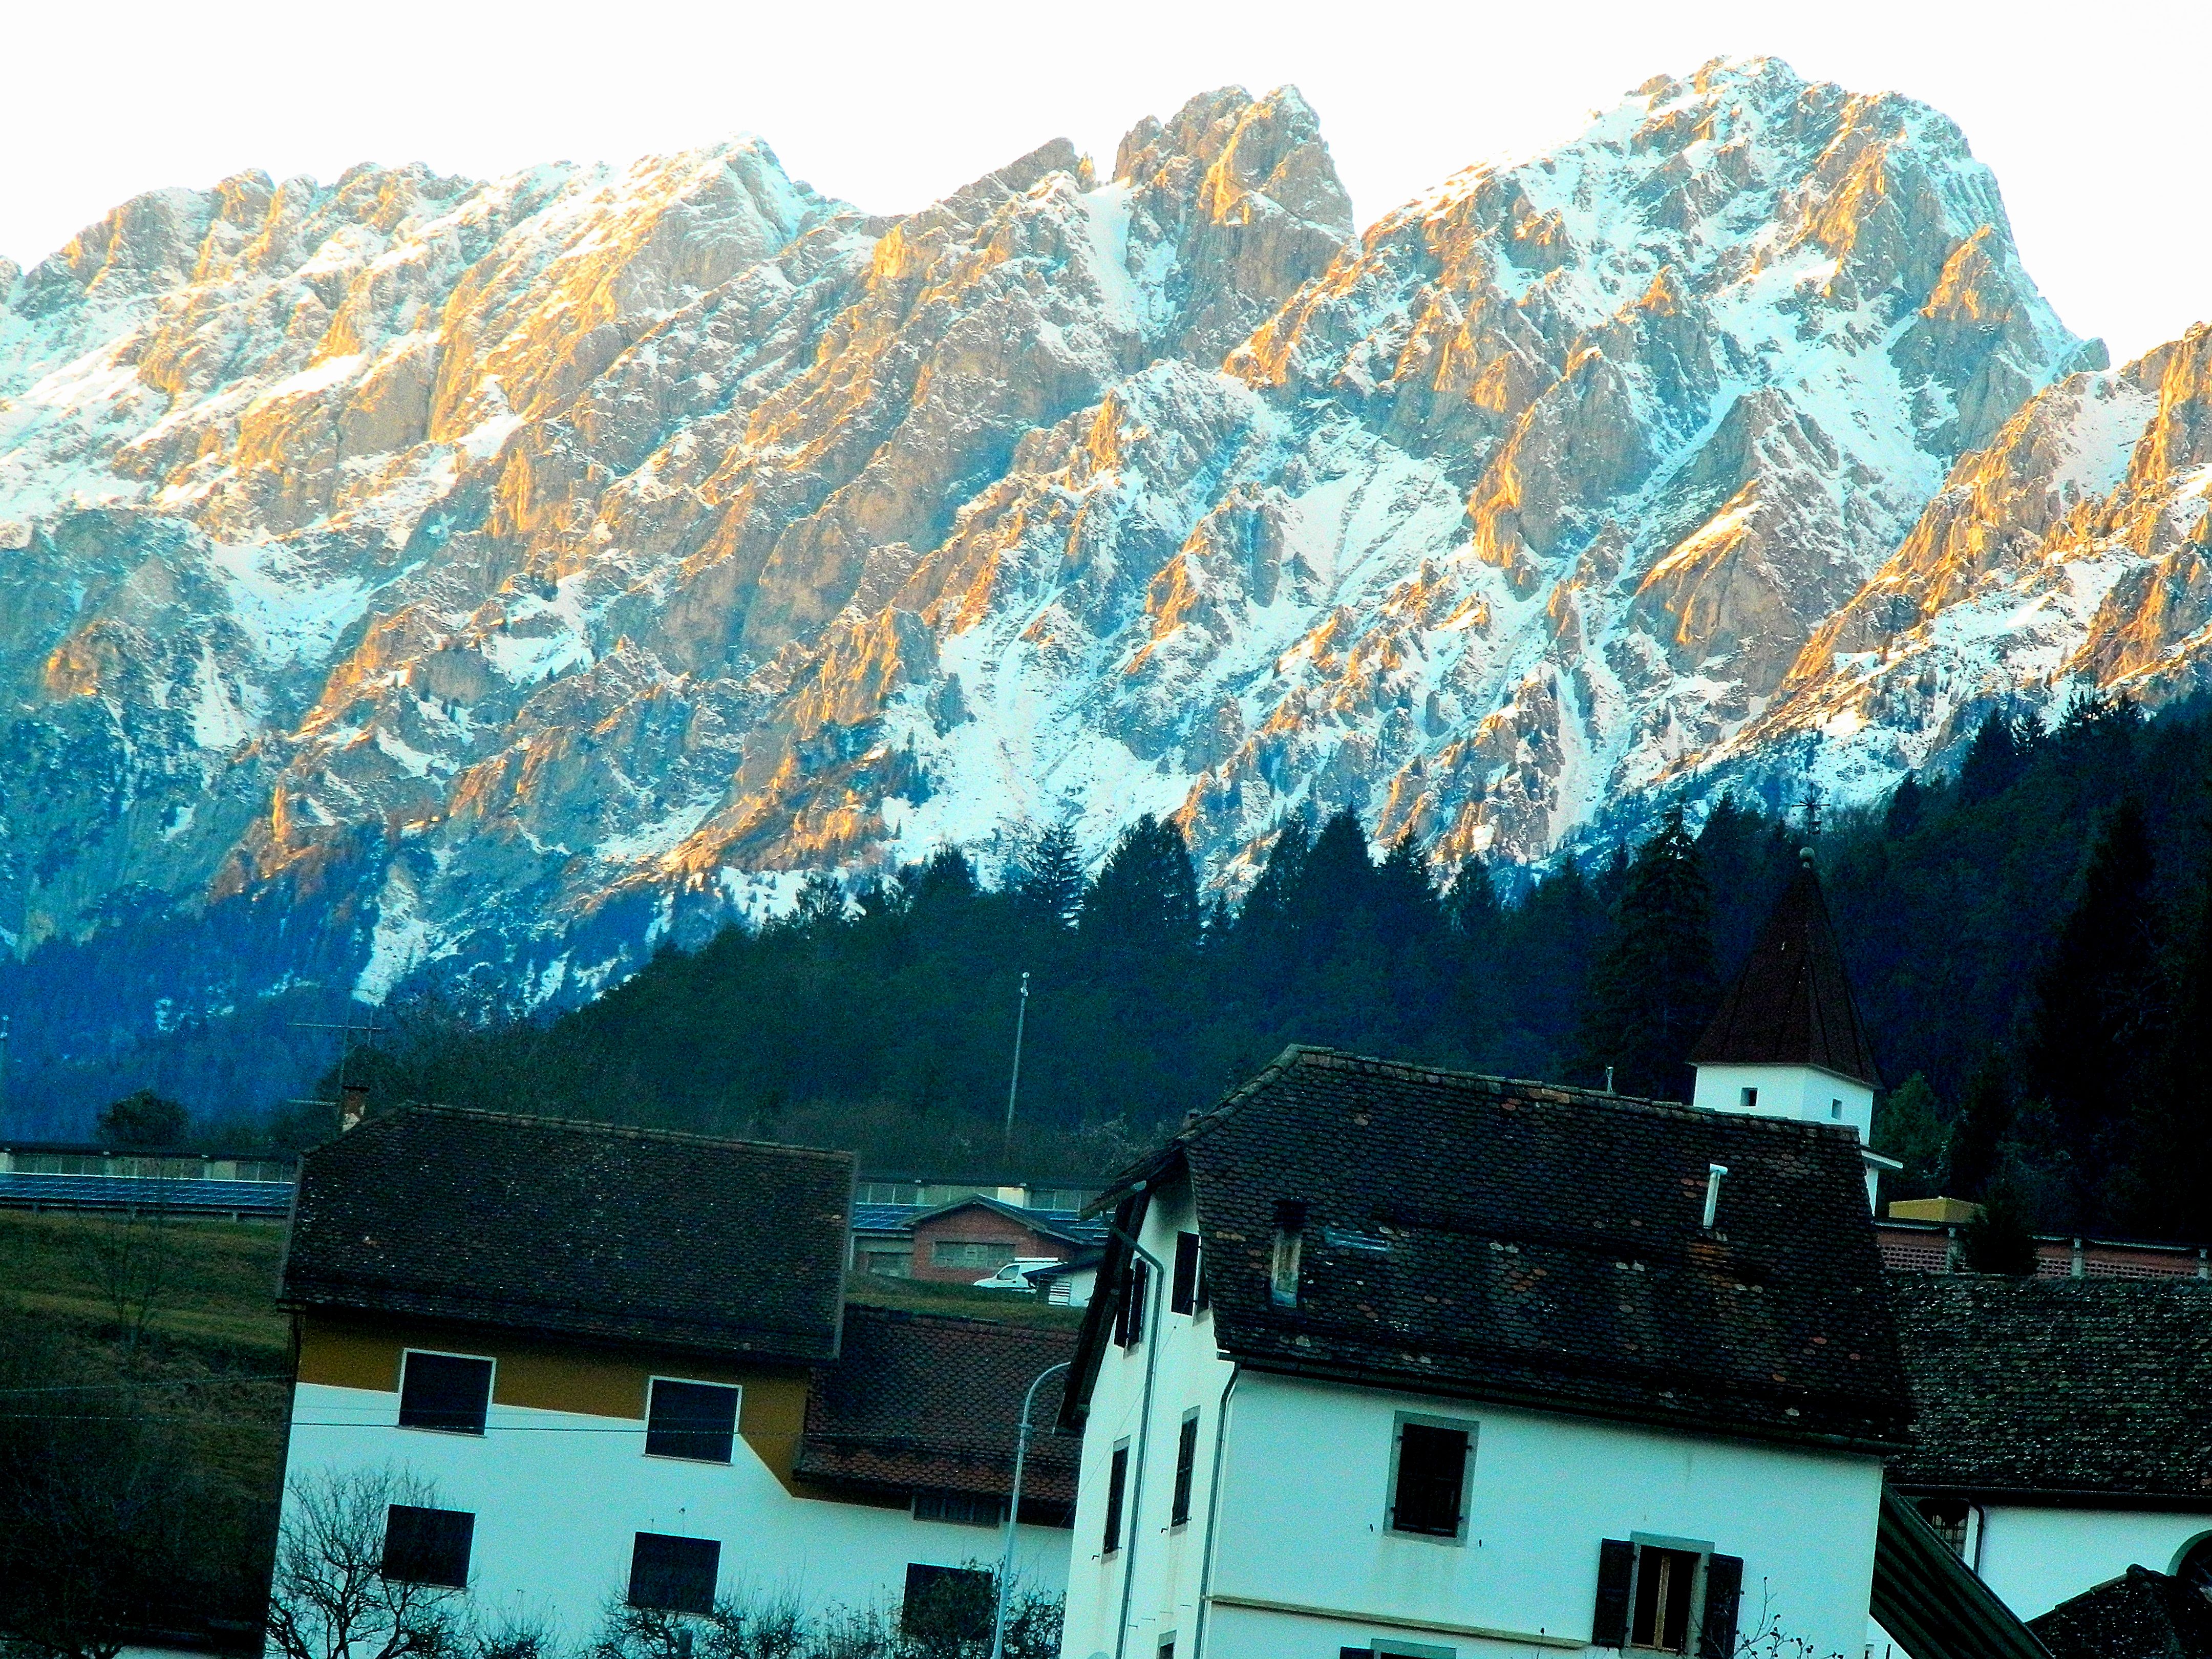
1067,1047 -> 1911,1450
1691,859 -> 1881,1087
1886,1275 -> 2212,1507
2031,1569 -> 2212,1659
909,1194 -> 1102,1246
797,1305 -> 1079,1508
280,1105 -> 853,1363
1874,1487 -> 2056,1659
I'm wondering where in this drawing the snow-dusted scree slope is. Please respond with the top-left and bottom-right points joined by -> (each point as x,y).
3,56 -> 2199,1043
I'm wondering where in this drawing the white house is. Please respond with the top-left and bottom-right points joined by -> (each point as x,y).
273,1107 -> 1076,1644
1884,1273 -> 2212,1621
1054,1045 -> 1923,1659
1687,850 -> 1894,1209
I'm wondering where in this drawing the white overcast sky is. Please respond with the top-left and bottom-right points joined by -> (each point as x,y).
4,0 -> 2204,363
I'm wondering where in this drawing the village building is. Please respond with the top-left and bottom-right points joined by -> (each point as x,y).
848,1176 -> 1101,1278
273,1107 -> 1076,1641
906,1195 -> 1102,1286
1885,1274 -> 2212,1620
1687,852 -> 1895,1208
1055,1043 -> 1921,1659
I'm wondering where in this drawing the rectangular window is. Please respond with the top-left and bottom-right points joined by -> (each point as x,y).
913,1490 -> 1005,1527
646,1378 -> 740,1463
1388,1417 -> 1473,1540
1831,1098 -> 1843,1119
380,1504 -> 473,1588
1594,1540 -> 1741,1657
1115,1260 -> 1149,1348
902,1564 -> 994,1645
1102,1441 -> 1130,1554
1159,1639 -> 1177,1659
933,1239 -> 1018,1270
1630,1546 -> 1701,1652
1171,1411 -> 1199,1526
627,1533 -> 719,1614
398,1351 -> 493,1435
1171,1231 -> 1201,1314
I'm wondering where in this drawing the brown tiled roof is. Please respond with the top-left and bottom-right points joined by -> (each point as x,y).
1068,1047 -> 1912,1450
1887,1275 -> 2212,1504
279,1106 -> 852,1363
798,1305 -> 1079,1511
1691,860 -> 1881,1087
2031,1568 -> 2212,1659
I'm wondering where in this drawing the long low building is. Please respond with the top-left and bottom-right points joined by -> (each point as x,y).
274,1107 -> 1076,1640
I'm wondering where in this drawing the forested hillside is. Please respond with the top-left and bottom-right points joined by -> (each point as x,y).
325,692 -> 2212,1244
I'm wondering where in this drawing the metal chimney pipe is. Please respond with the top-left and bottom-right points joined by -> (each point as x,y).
1702,1163 -> 1729,1230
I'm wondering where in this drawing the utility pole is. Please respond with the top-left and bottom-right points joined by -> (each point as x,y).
0,1013 -> 11,1135
1001,972 -> 1030,1152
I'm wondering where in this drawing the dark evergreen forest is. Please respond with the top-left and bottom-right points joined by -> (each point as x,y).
329,692 -> 2212,1244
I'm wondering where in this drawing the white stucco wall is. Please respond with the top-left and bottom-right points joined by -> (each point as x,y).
1059,1179 -> 1888,1659
281,1380 -> 1070,1642
1973,1506 -> 2212,1619
1691,1064 -> 1873,1143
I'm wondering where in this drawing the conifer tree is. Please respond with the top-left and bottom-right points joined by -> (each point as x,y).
1573,807 -> 1720,1100
1884,774 -> 1925,839
1945,1054 -> 2017,1199
1958,709 -> 2030,803
2123,844 -> 2212,1240
1014,822 -> 1085,928
1872,1073 -> 1946,1199
2023,798 -> 2164,1220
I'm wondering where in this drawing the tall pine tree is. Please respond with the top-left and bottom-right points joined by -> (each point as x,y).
2022,797 -> 2164,1223
1574,807 -> 1720,1100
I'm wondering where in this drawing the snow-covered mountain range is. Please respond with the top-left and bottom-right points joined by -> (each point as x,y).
3,56 -> 2206,1081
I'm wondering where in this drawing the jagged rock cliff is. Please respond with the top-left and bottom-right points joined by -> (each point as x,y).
3,56 -> 2177,1078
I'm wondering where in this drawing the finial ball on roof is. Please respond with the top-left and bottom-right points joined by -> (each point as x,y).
1800,846 -> 1816,866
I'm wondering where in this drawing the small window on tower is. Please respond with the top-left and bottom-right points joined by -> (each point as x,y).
1832,1098 -> 1843,1119
1738,1087 -> 1757,1109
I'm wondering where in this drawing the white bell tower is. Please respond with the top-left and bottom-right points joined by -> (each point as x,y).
1690,849 -> 1888,1206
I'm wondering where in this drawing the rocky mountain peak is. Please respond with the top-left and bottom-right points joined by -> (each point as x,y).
2,69 -> 2183,1114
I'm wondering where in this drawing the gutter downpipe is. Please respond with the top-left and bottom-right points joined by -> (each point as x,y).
989,1359 -> 1072,1659
1188,1362 -> 1239,1659
1110,1190 -> 1167,1659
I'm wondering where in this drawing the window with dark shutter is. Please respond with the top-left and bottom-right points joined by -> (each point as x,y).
1697,1555 -> 1742,1659
627,1533 -> 719,1614
380,1505 -> 474,1588
1630,1546 -> 1703,1653
1593,1539 -> 1635,1647
646,1379 -> 739,1463
1388,1419 -> 1471,1538
398,1352 -> 493,1434
1102,1442 -> 1129,1554
1170,1412 -> 1199,1526
1171,1232 -> 1200,1313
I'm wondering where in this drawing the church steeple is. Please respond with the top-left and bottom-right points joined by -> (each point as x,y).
1690,850 -> 1885,1186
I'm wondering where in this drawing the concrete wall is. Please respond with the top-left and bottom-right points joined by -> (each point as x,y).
277,1318 -> 1070,1643
1057,1177 -> 1886,1659
1691,1064 -> 1873,1143
1973,1506 -> 2212,1619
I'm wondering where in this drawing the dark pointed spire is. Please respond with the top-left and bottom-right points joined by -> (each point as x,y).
1691,852 -> 1881,1087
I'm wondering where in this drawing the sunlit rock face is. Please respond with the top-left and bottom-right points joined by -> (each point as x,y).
0,57 -> 2154,1050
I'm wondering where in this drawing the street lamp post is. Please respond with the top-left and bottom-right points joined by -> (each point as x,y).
989,1358 -> 1071,1659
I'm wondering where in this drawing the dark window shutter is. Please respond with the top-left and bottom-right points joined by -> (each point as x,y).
398,1353 -> 492,1434
1118,1260 -> 1149,1348
1593,1539 -> 1635,1647
627,1533 -> 719,1614
1171,1414 -> 1199,1524
380,1504 -> 474,1587
1389,1422 -> 1469,1536
1171,1232 -> 1200,1314
1103,1443 -> 1130,1553
646,1379 -> 739,1463
1698,1554 -> 1743,1659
